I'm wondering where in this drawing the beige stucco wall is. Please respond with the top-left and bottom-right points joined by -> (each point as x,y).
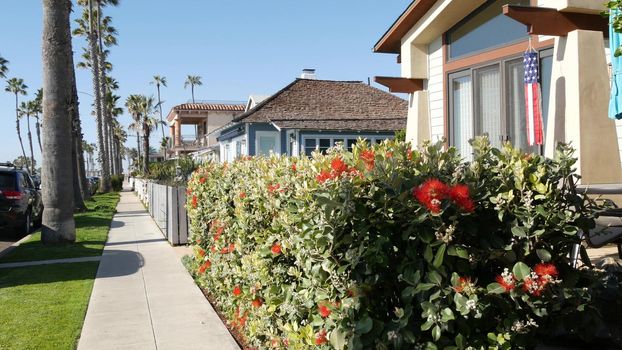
206,111 -> 239,147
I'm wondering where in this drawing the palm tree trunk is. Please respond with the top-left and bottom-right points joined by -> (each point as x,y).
96,0 -> 111,191
157,85 -> 165,139
143,123 -> 149,174
87,0 -> 108,192
41,0 -> 76,244
71,126 -> 87,211
26,114 -> 35,174
35,115 -> 42,152
68,37 -> 90,202
191,85 -> 195,103
14,94 -> 28,165
136,131 -> 141,169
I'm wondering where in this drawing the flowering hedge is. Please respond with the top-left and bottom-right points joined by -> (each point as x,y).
186,138 -> 620,349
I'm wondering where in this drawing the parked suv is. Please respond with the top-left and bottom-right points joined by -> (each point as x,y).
0,163 -> 43,235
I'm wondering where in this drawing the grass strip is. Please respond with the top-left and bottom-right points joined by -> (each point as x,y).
0,262 -> 99,350
0,192 -> 120,263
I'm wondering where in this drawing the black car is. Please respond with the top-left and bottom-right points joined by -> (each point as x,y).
0,163 -> 43,235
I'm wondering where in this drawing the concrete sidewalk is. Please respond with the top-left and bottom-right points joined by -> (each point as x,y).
78,189 -> 239,350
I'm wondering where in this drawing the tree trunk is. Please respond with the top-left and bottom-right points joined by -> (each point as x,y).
68,34 -> 90,203
35,115 -> 42,152
97,1 -> 112,188
41,0 -> 76,244
136,131 -> 141,168
25,114 -> 35,174
87,0 -> 108,192
191,85 -> 195,103
71,125 -> 86,211
143,124 -> 149,174
15,94 -> 28,166
157,84 -> 166,161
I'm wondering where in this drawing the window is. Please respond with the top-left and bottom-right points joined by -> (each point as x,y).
301,135 -> 392,155
0,173 -> 15,191
224,143 -> 230,162
235,141 -> 242,158
449,51 -> 553,156
447,0 -> 530,59
256,131 -> 280,156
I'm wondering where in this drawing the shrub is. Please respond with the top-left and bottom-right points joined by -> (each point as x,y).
186,138 -> 621,349
144,156 -> 198,186
110,174 -> 124,192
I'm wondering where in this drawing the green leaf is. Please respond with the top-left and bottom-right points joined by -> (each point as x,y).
433,244 -> 446,267
455,334 -> 465,349
512,262 -> 531,280
486,282 -> 506,294
414,282 -> 436,294
511,226 -> 527,237
330,328 -> 347,350
432,325 -> 441,341
355,316 -> 373,334
424,245 -> 433,263
440,307 -> 455,322
447,245 -> 469,259
536,249 -> 551,262
563,225 -> 578,236
428,271 -> 442,285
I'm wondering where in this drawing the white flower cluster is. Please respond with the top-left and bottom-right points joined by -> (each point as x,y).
387,330 -> 398,341
494,197 -> 507,211
500,268 -> 514,285
426,313 -> 440,323
435,224 -> 456,243
525,272 -> 542,294
465,299 -> 477,310
510,318 -> 538,334
522,190 -> 534,209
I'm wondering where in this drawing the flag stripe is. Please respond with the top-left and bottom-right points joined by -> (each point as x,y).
523,51 -> 544,146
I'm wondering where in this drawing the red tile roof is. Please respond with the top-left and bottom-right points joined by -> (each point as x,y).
167,103 -> 246,121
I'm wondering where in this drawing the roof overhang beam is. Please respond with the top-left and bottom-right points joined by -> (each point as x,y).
502,5 -> 608,37
374,76 -> 424,93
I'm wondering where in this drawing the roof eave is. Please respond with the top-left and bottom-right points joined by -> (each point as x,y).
373,0 -> 438,54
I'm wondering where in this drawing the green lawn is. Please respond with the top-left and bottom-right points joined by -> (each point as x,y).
0,192 -> 120,263
0,262 -> 99,350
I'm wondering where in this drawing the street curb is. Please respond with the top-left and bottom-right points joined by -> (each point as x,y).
0,232 -> 34,259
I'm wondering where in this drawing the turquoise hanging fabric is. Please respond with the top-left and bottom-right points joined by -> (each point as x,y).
609,9 -> 622,119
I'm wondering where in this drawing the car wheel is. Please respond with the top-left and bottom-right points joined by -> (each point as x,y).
23,211 -> 31,235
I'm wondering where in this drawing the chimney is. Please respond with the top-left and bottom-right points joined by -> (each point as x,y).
300,69 -> 316,80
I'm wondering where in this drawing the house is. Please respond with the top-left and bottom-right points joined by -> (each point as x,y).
215,73 -> 408,162
166,101 -> 245,159
373,0 -> 620,185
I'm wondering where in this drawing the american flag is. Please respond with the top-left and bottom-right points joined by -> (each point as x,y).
523,52 -> 544,146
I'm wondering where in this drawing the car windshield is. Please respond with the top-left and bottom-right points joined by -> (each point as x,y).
0,172 -> 16,191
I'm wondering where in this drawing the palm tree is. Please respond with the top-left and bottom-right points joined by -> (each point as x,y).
126,94 -> 143,169
139,96 -> 158,174
184,75 -> 202,103
41,0 -> 76,243
18,101 -> 37,174
33,89 -> 43,152
0,55 -> 8,78
151,75 -> 167,141
5,78 -> 29,168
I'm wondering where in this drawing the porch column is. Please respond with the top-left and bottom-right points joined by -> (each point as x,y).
174,117 -> 181,147
544,29 -> 622,184
405,91 -> 431,146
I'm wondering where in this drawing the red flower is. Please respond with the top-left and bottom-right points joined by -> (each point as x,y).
316,170 -> 332,183
291,163 -> 297,172
413,178 -> 449,213
315,330 -> 328,345
229,243 -> 235,252
522,277 -> 544,296
267,183 -> 282,193
252,298 -> 263,308
407,148 -> 413,160
453,276 -> 472,293
449,184 -> 475,212
331,157 -> 348,176
534,263 -> 559,278
199,177 -> 206,184
186,188 -> 193,195
386,151 -> 393,158
239,192 -> 246,199
495,274 -> 516,292
210,246 -> 217,253
215,226 -> 224,236
195,238 -> 202,244
197,249 -> 206,258
198,260 -> 211,274
191,195 -> 198,208
233,286 -> 242,296
360,150 -> 375,170
271,243 -> 282,255
318,304 -> 331,318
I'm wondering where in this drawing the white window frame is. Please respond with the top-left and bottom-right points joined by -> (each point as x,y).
255,131 -> 281,156
300,134 -> 393,155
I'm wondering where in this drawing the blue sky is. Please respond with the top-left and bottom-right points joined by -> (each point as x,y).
0,0 -> 409,168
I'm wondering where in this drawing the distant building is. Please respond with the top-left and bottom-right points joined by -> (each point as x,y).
215,71 -> 408,162
165,102 -> 245,159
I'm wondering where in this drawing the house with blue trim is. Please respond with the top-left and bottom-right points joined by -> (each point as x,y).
215,73 -> 408,162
